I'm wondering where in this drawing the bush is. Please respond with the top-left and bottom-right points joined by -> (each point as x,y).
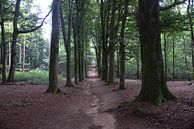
13,69 -> 64,84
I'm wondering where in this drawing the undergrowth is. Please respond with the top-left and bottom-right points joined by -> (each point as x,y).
0,69 -> 64,84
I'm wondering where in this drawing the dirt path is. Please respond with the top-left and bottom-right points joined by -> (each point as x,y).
0,68 -> 117,129
0,68 -> 194,129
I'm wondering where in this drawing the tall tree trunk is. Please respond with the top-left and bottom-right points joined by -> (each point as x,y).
46,0 -> 61,93
187,0 -> 194,80
117,50 -> 120,78
72,17 -> 78,84
66,0 -> 73,87
119,0 -> 128,89
0,1 -> 6,83
136,0 -> 176,104
163,34 -> 168,80
22,43 -> 25,71
172,37 -> 175,81
101,0 -> 108,81
183,35 -> 189,80
7,0 -> 21,82
76,0 -> 82,82
108,0 -> 116,84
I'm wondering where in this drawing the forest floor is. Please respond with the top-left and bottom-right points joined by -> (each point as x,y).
0,68 -> 194,129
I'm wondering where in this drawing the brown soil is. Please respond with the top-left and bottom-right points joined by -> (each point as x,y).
0,68 -> 194,129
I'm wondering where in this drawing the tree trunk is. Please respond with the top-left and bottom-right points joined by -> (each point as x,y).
66,0 -> 73,87
119,0 -> 128,89
108,0 -> 116,84
172,37 -> 175,81
136,0 -> 176,104
187,0 -> 194,80
72,17 -> 78,84
0,1 -> 6,83
22,43 -> 25,71
7,0 -> 21,82
183,35 -> 189,80
46,0 -> 61,93
101,0 -> 109,81
76,0 -> 82,82
163,34 -> 168,80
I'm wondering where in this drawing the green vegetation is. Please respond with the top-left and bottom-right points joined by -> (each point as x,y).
0,69 -> 64,85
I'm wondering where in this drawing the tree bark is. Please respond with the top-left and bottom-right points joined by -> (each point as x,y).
46,0 -> 61,93
172,37 -> 175,81
187,0 -> 194,80
119,0 -> 129,89
108,0 -> 116,84
0,0 -> 6,83
7,0 -> 21,82
163,34 -> 168,80
136,0 -> 176,104
72,16 -> 78,84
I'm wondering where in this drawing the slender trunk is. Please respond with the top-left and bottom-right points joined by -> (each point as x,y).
108,0 -> 116,84
117,50 -> 120,78
66,0 -> 73,86
172,37 -> 175,81
76,0 -> 82,82
22,43 -> 25,71
46,0 -> 61,93
8,0 -> 21,82
119,0 -> 128,89
163,34 -> 167,80
19,44 -> 22,70
72,17 -> 78,84
101,0 -> 108,81
187,0 -> 194,80
0,1 -> 6,83
136,58 -> 140,79
183,35 -> 189,80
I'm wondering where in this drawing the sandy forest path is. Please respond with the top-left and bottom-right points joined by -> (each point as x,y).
0,67 -> 194,129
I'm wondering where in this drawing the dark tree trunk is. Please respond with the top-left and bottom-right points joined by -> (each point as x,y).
72,17 -> 78,84
163,34 -> 168,80
136,0 -> 176,104
117,50 -> 120,78
46,0 -> 61,93
108,0 -> 116,84
172,37 -> 175,81
0,1 -> 6,83
101,0 -> 108,81
76,0 -> 82,82
7,0 -> 21,82
66,0 -> 73,87
119,0 -> 128,89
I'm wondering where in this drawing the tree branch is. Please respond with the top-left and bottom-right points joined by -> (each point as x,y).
18,9 -> 52,34
160,0 -> 187,11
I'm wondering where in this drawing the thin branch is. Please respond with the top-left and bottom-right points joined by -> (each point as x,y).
160,0 -> 187,11
18,9 -> 52,34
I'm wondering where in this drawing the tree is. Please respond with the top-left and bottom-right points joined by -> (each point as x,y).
108,0 -> 116,84
46,0 -> 61,93
8,0 -> 51,82
136,0 -> 176,104
119,0 -> 129,89
0,0 -> 6,83
61,0 -> 73,87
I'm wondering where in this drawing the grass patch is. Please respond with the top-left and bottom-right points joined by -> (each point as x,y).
0,69 -> 64,84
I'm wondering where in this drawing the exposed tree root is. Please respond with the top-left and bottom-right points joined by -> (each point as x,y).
65,84 -> 74,87
46,88 -> 61,94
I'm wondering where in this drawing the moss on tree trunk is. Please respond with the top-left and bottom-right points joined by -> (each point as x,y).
136,0 -> 176,105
